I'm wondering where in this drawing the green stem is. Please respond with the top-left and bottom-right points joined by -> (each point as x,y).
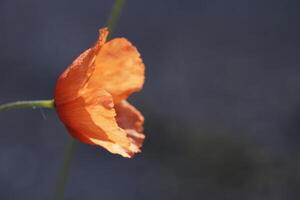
106,0 -> 125,39
53,137 -> 76,200
0,99 -> 54,112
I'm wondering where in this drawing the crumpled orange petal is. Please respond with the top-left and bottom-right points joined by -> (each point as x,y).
54,48 -> 95,104
87,33 -> 145,104
54,27 -> 145,158
55,28 -> 110,104
115,100 -> 145,149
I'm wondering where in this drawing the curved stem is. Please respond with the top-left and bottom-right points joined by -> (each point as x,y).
0,99 -> 54,112
53,138 -> 76,200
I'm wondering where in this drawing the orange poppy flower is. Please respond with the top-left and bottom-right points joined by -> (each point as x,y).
54,27 -> 145,158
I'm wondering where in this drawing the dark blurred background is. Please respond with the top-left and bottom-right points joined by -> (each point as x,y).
1,0 -> 300,199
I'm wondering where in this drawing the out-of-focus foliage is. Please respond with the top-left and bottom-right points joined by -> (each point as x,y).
143,116 -> 300,200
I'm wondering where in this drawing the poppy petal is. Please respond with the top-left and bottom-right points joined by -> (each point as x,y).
55,49 -> 94,105
115,100 -> 145,149
87,37 -> 145,103
56,88 -> 141,157
55,28 -> 109,105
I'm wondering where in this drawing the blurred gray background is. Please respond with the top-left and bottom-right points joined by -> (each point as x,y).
1,0 -> 300,199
